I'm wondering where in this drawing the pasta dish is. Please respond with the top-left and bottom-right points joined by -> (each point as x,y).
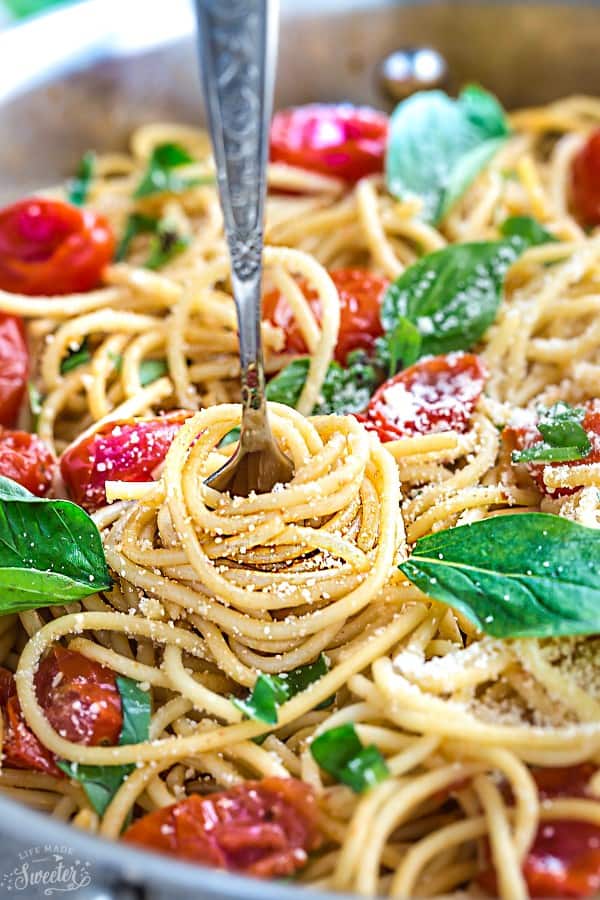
0,88 -> 599,899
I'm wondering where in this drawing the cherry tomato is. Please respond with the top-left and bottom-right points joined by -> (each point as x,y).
571,129 -> 600,227
0,314 -> 28,427
270,104 -> 388,183
532,765 -> 596,800
60,411 -> 190,511
124,777 -> 322,877
0,429 -> 56,496
367,352 -> 487,441
263,268 -> 388,365
0,198 -> 115,296
506,404 -> 600,496
0,648 -> 120,776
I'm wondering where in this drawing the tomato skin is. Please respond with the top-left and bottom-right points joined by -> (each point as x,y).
0,429 -> 56,496
0,198 -> 114,296
506,404 -> 600,496
263,269 -> 388,365
124,777 -> 321,876
571,129 -> 600,227
367,352 -> 487,441
60,411 -> 190,511
0,314 -> 28,427
270,104 -> 388,183
0,649 -> 122,776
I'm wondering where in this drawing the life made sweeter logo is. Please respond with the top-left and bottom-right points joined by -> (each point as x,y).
1,844 -> 92,895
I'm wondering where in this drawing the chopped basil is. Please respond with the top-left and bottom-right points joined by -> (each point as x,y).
139,358 -> 168,387
399,513 -> 600,638
144,218 -> 189,270
68,150 -> 95,206
58,676 -> 151,816
310,723 -> 389,793
115,213 -> 158,262
134,143 -> 211,199
60,339 -> 91,374
266,352 -> 379,415
0,476 -> 111,613
376,317 -> 421,376
386,86 -> 509,223
512,402 -> 592,465
500,215 -> 557,247
233,655 -> 329,725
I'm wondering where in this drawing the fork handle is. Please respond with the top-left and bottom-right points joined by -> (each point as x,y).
194,0 -> 279,442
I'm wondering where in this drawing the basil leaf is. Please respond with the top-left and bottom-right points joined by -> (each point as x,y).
386,87 -> 509,223
500,215 -> 557,247
115,213 -> 158,262
266,352 -> 379,415
144,219 -> 189,270
134,143 -> 210,199
139,359 -> 168,387
399,513 -> 600,638
0,476 -> 111,613
60,339 -> 91,374
68,150 -> 95,206
512,403 -> 591,465
310,723 -> 389,793
234,655 -> 330,725
219,427 -> 240,448
513,445 -> 588,464
58,676 -> 151,816
380,240 -> 521,363
382,317 -> 421,376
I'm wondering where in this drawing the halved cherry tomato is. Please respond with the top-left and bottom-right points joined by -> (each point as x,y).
366,352 -> 487,441
0,648 -> 121,776
263,268 -> 388,364
505,404 -> 600,496
0,198 -> 115,296
532,764 -> 596,800
270,104 -> 388,183
124,777 -> 322,877
60,411 -> 191,511
0,314 -> 28,427
571,129 -> 600,227
0,429 -> 56,496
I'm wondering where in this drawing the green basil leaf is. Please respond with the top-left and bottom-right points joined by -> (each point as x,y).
134,142 -> 211,199
60,338 -> 91,374
0,476 -> 112,613
310,723 -> 389,793
512,403 -> 591,464
68,150 -> 96,206
512,444 -> 589,464
58,676 -> 151,816
399,512 -> 600,638
380,240 -> 521,362
500,215 -> 557,247
384,317 -> 422,375
115,213 -> 158,262
219,427 -> 240,448
386,87 -> 509,223
139,359 -> 168,387
266,352 -> 379,416
234,655 -> 330,725
144,219 -> 189,270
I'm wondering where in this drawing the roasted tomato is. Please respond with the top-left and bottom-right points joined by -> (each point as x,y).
0,429 -> 56,496
0,314 -> 28,427
263,268 -> 388,364
60,411 -> 190,510
366,352 -> 487,441
124,777 -> 322,877
505,404 -> 600,496
270,104 -> 388,183
571,129 -> 600,227
0,198 -> 114,296
0,648 -> 121,776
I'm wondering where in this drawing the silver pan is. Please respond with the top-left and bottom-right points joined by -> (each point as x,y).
0,1 -> 598,896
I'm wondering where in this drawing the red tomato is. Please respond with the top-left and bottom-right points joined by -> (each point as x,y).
60,411 -> 190,511
506,404 -> 600,496
270,104 -> 388,183
0,314 -> 28,427
0,648 -> 121,776
367,352 -> 487,441
0,198 -> 115,296
124,777 -> 322,877
263,268 -> 388,364
532,765 -> 596,800
0,429 -> 56,496
571,129 -> 600,226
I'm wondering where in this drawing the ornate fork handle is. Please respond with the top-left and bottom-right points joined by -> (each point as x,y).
195,0 -> 278,438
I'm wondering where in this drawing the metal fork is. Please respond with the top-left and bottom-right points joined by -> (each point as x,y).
193,0 -> 294,497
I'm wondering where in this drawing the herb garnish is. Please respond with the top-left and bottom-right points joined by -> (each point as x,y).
233,655 -> 329,725
310,723 -> 389,793
512,403 -> 592,464
68,150 -> 96,206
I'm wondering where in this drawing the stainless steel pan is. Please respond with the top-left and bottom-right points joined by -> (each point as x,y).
0,0 -> 599,896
